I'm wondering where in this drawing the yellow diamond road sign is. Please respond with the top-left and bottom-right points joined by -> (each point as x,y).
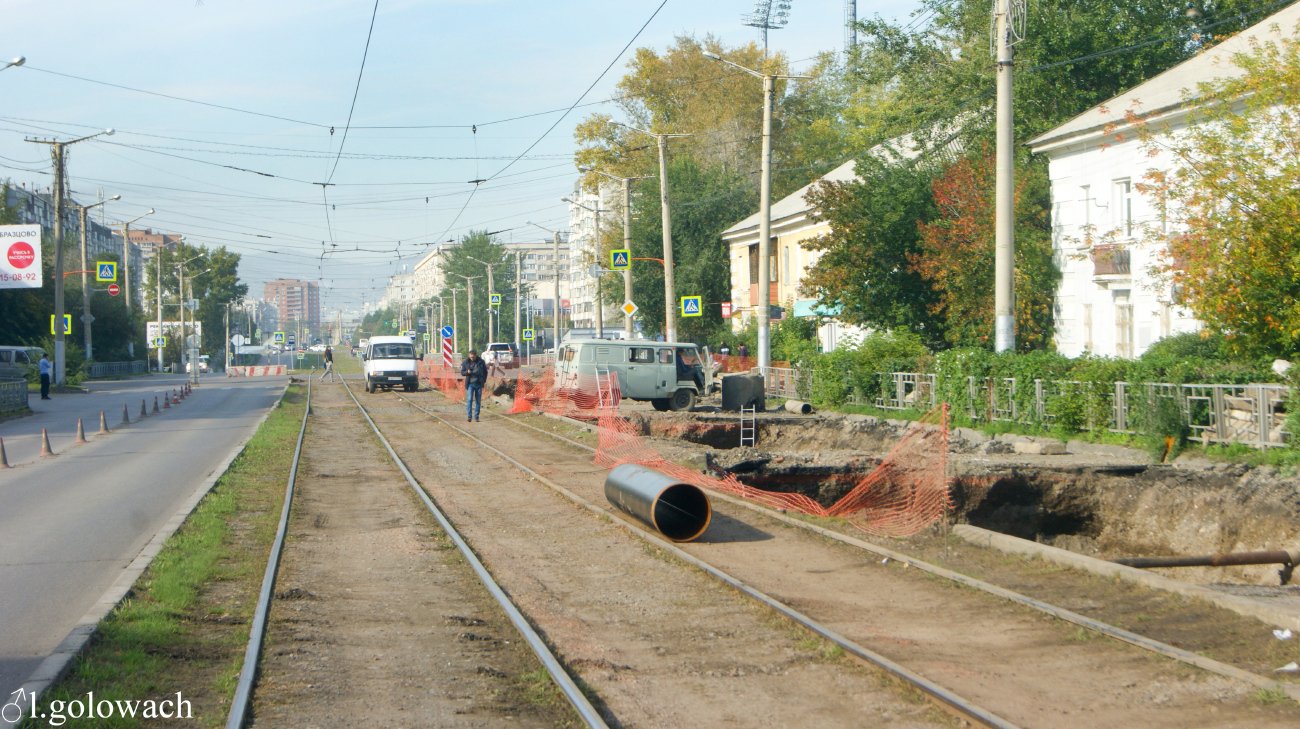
621,301 -> 638,317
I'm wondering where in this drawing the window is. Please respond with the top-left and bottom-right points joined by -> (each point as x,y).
1115,291 -> 1134,359
783,246 -> 790,284
1083,304 -> 1092,353
1114,179 -> 1133,236
658,348 -> 674,364
0,351 -> 10,363
748,243 -> 759,285
630,347 -> 654,363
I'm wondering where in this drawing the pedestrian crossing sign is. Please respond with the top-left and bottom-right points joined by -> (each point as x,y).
96,262 -> 117,282
152,336 -> 166,348
423,333 -> 430,341
50,314 -> 72,334
610,249 -> 630,270
680,296 -> 702,317
273,332 -> 285,344
490,293 -> 501,307
523,328 -> 534,341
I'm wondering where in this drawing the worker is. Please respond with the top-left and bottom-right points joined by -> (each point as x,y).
460,349 -> 487,422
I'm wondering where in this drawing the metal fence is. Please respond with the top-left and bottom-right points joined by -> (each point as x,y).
753,366 -> 802,399
0,377 -> 28,414
84,361 -> 148,378
872,372 -> 1291,449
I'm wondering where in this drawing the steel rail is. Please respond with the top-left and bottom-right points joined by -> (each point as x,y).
392,393 -> 1022,729
226,371 -> 313,729
343,379 -> 609,729
479,404 -> 1300,704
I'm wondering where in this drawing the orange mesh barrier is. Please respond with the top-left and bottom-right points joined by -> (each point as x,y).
501,368 -> 950,537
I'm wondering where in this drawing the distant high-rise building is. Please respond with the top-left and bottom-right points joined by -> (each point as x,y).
263,279 -> 320,338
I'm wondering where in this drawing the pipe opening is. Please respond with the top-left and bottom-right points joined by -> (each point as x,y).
653,483 -> 712,542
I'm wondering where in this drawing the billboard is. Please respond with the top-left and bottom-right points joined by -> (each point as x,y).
146,322 -> 203,341
0,224 -> 42,289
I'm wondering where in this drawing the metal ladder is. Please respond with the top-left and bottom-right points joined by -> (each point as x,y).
740,404 -> 756,447
594,365 -> 616,410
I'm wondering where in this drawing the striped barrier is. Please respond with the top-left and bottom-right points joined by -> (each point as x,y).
228,366 -> 286,377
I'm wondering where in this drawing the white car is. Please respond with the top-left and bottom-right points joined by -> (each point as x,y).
484,342 -> 517,367
185,355 -> 210,374
362,336 -> 419,393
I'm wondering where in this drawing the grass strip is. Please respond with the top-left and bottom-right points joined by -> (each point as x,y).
19,386 -> 305,728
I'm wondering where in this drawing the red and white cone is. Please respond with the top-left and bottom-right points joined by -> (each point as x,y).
172,390 -> 180,404
40,429 -> 55,457
75,419 -> 88,444
0,437 -> 10,468
99,411 -> 111,435
164,394 -> 171,409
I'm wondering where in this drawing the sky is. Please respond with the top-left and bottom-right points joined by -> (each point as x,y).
0,0 -> 925,314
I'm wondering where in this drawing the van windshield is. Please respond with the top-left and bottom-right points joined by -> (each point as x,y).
371,343 -> 414,359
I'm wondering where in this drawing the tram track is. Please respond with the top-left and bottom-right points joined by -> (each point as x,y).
380,386 -> 1300,728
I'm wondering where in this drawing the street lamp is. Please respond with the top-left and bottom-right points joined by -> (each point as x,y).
578,165 -> 654,340
1,56 -> 25,72
448,272 -> 482,352
113,208 -> 155,332
24,128 -> 115,384
703,51 -> 809,370
526,221 -> 565,352
467,255 -> 510,344
561,196 -> 613,339
618,124 -> 691,343
70,194 -> 120,361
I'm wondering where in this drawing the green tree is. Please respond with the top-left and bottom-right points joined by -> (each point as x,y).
437,230 -> 527,352
141,241 -> 246,362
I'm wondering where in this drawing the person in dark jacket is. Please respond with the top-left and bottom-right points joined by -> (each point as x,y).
460,350 -> 488,421
318,346 -> 335,382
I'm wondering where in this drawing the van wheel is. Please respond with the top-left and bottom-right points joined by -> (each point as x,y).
668,389 -> 696,412
651,398 -> 670,412
365,377 -> 374,393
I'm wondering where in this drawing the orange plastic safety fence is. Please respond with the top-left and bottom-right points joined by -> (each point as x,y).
504,368 -> 950,537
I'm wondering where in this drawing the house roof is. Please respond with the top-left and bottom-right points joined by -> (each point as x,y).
721,159 -> 858,239
1028,3 -> 1300,151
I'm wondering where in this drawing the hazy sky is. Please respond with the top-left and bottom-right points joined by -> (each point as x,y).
0,0 -> 924,312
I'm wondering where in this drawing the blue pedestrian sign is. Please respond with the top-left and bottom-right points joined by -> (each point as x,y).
441,326 -> 453,338
152,336 -> 166,349
273,332 -> 285,344
50,314 -> 72,334
489,293 -> 501,307
610,249 -> 631,270
680,296 -> 702,317
96,262 -> 117,282
522,328 -> 534,341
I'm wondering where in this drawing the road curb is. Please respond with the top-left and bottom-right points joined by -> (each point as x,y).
1,381 -> 293,728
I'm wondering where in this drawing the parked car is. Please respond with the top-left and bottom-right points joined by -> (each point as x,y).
362,336 -> 419,393
484,342 -> 518,367
0,346 -> 44,379
551,339 -> 704,411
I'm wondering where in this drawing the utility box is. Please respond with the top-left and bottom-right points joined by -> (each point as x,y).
721,373 -> 765,412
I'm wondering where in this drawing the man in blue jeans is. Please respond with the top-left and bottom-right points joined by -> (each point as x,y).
460,349 -> 487,422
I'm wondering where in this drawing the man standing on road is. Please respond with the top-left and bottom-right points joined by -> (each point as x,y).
38,352 -> 52,400
319,346 -> 335,382
460,349 -> 487,422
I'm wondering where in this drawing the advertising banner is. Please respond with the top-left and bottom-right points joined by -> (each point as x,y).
0,224 -> 42,289
146,321 -> 203,341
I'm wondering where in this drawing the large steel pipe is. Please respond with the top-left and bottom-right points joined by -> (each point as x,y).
1114,549 -> 1300,569
605,463 -> 711,542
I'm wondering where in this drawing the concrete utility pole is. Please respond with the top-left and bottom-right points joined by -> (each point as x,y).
620,125 -> 690,342
113,209 -> 153,357
581,167 -> 655,340
74,195 -> 119,361
514,250 -> 522,348
703,52 -> 809,369
993,0 -> 1018,353
525,222 -> 566,351
562,196 -> 613,339
26,128 -> 113,384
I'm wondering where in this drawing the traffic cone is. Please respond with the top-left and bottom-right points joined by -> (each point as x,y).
164,394 -> 170,409
123,403 -> 132,425
99,411 -> 110,435
172,390 -> 179,404
140,399 -> 147,418
0,437 -> 9,468
75,419 -> 88,444
179,387 -> 186,400
153,396 -> 160,413
40,429 -> 54,457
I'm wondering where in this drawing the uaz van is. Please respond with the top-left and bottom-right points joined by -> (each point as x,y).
362,335 -> 419,393
552,339 -> 705,411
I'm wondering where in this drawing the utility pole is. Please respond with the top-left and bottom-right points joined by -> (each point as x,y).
620,126 -> 690,342
553,232 -> 561,350
177,261 -> 186,376
74,196 -> 118,361
113,209 -> 151,357
26,128 -> 114,384
580,167 -> 655,340
993,0 -> 1022,353
157,244 -> 164,373
224,303 -> 230,373
452,288 -> 459,356
514,250 -> 522,349
563,196 -> 613,339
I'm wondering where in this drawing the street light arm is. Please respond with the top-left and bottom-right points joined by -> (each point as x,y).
616,122 -> 692,139
702,51 -> 811,80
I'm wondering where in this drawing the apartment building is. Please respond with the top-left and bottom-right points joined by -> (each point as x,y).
565,181 -> 619,330
263,279 -> 320,338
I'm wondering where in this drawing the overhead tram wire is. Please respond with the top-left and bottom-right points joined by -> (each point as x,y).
326,0 -> 380,185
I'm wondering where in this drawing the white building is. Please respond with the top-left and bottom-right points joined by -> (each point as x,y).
379,270 -> 416,311
1028,5 -> 1300,358
565,180 -> 620,330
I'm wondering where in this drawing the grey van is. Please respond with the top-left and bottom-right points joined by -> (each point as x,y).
553,339 -> 705,411
0,346 -> 43,380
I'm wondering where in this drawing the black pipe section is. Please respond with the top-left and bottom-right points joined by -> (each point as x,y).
1114,549 -> 1300,569
605,463 -> 712,542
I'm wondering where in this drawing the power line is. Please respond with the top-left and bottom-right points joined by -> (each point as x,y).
327,0 -> 381,183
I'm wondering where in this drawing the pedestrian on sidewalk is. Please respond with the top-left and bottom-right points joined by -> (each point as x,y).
460,349 -> 487,422
319,346 -> 335,382
38,352 -> 52,400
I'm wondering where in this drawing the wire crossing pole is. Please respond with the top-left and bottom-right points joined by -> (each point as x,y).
655,135 -> 677,344
622,179 -> 634,339
994,0 -> 1017,353
514,251 -> 522,349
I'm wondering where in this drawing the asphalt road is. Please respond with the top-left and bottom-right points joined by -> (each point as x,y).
0,374 -> 286,705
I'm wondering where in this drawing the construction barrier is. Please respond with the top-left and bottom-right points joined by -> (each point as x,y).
508,369 -> 952,537
228,366 -> 286,377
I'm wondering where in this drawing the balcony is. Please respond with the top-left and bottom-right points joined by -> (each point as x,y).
749,282 -> 779,307
1091,246 -> 1131,287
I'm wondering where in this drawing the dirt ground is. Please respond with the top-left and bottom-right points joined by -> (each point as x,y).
248,383 -> 577,728
403,391 -> 1300,729
364,391 -> 958,729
